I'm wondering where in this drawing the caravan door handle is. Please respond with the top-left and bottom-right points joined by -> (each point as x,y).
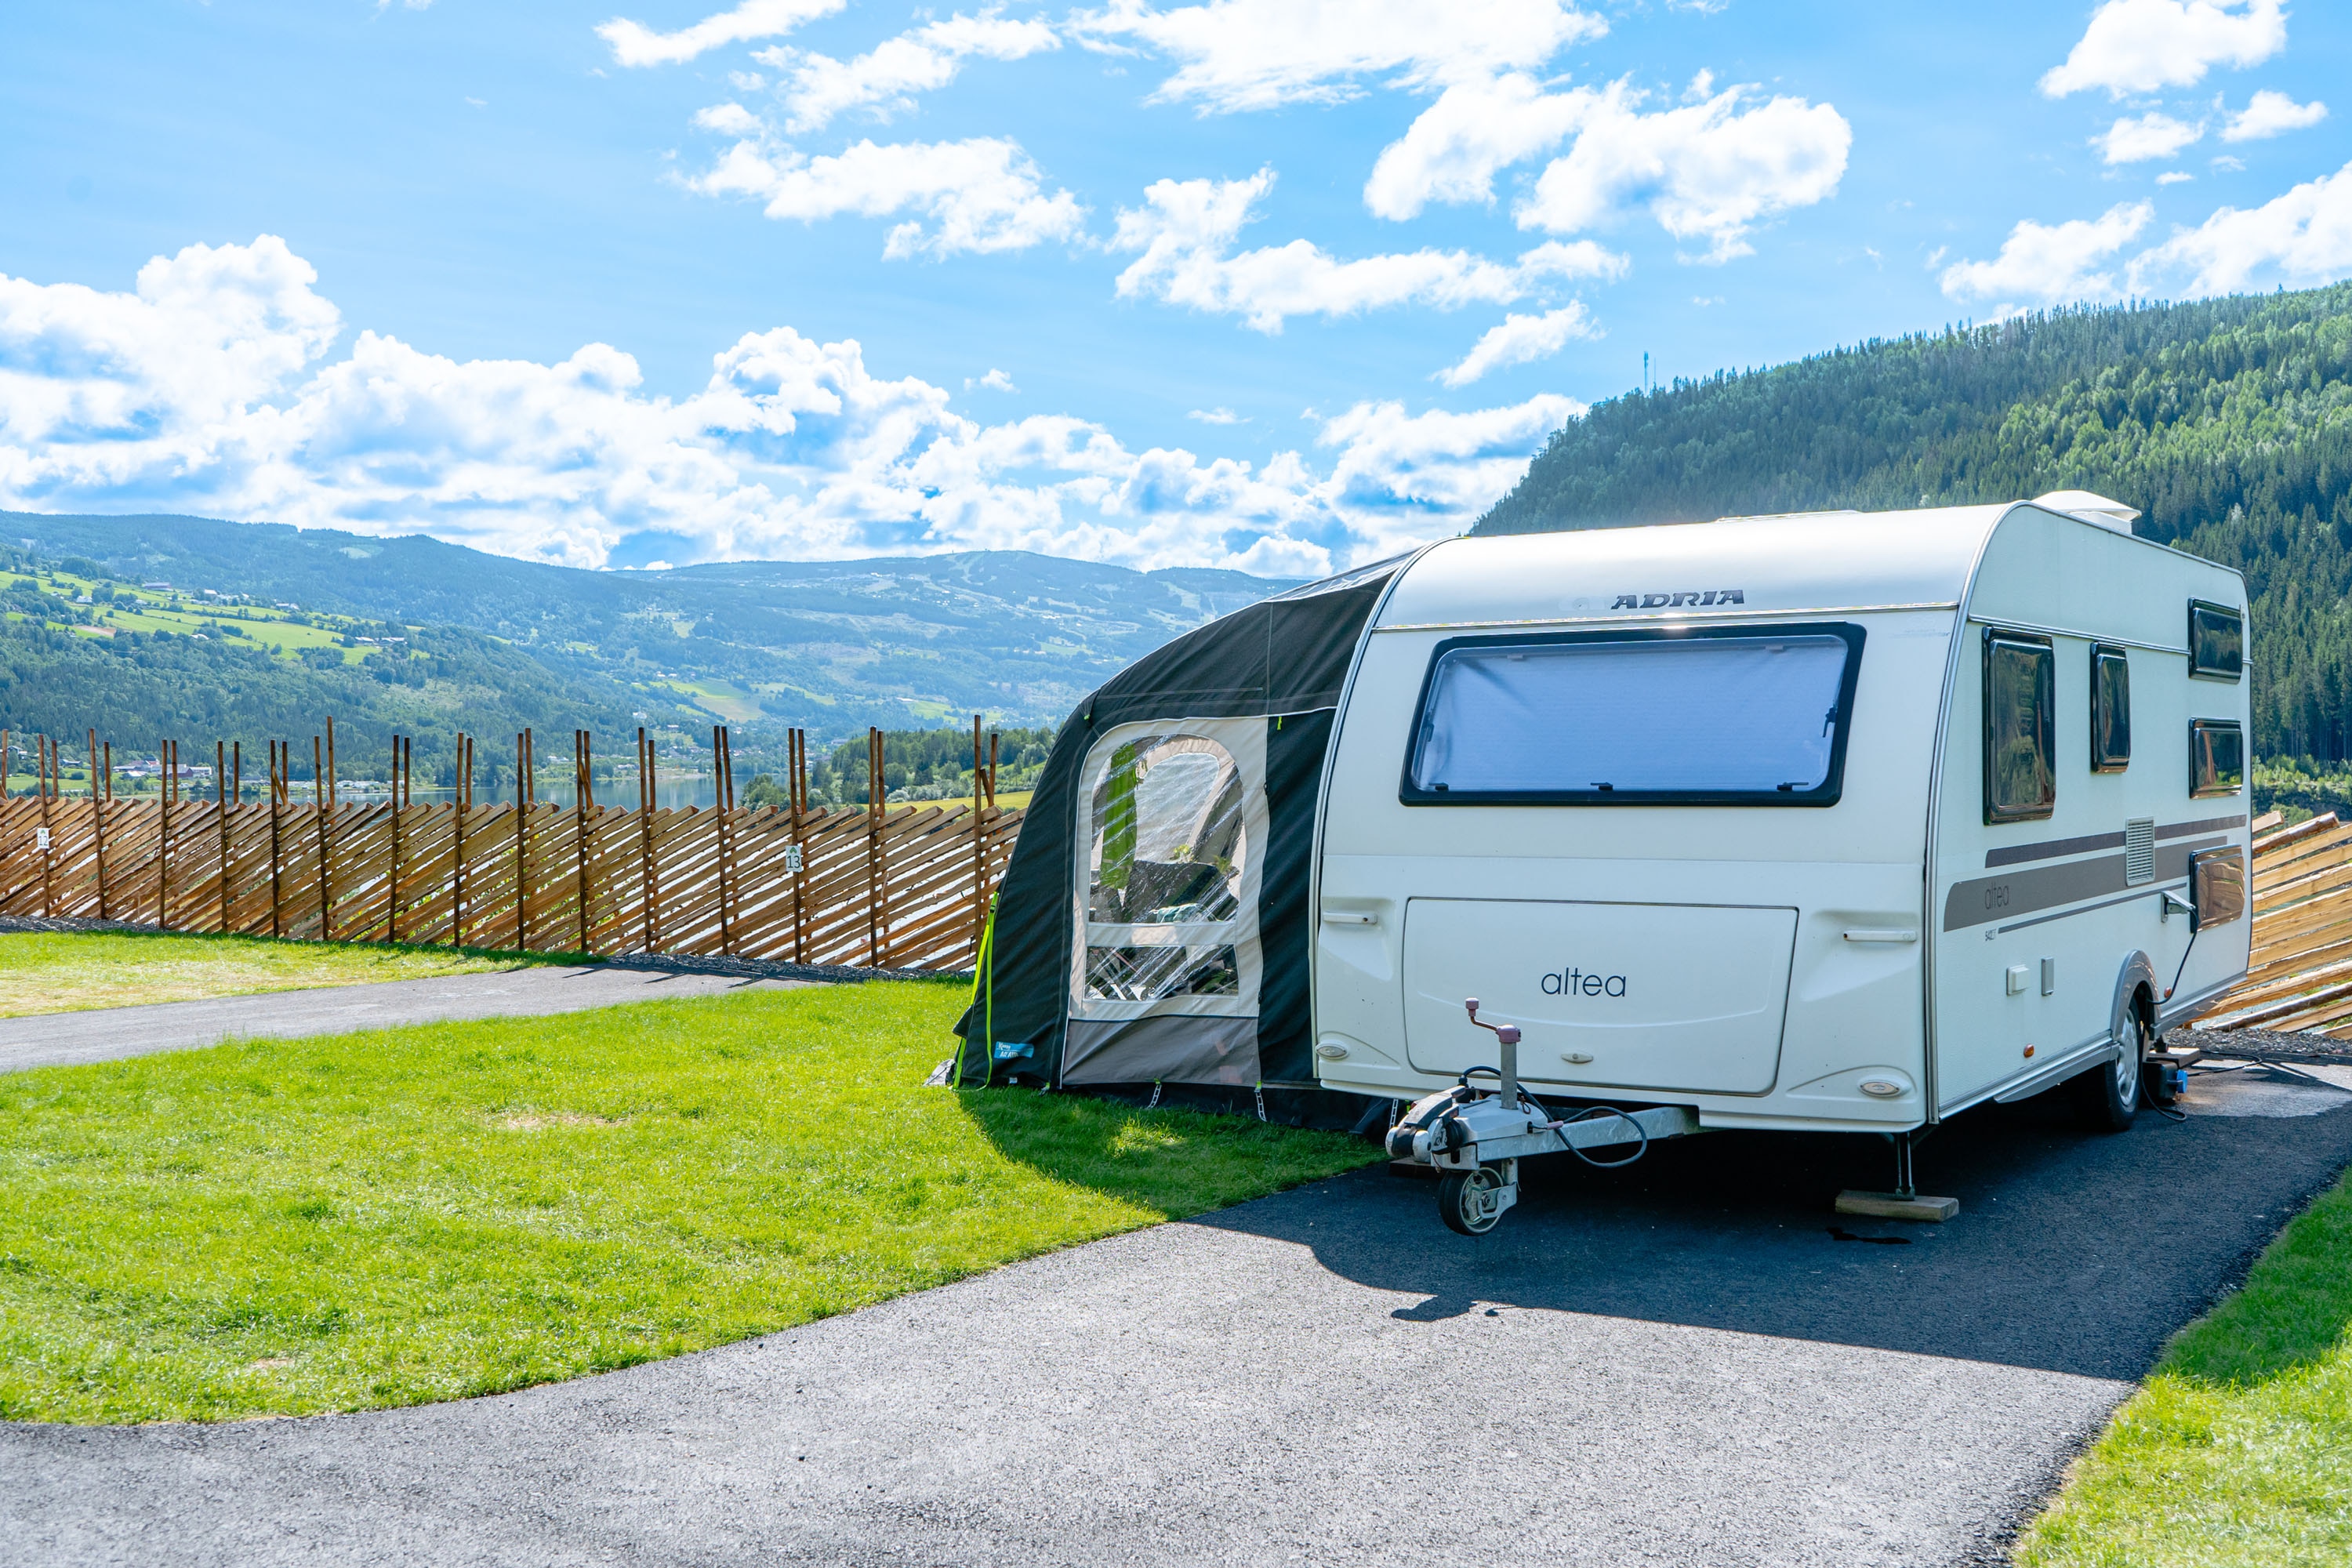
1842,928 -> 1918,943
1321,910 -> 1380,926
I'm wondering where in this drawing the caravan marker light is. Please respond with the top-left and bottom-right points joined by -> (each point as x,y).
1859,1080 -> 1903,1098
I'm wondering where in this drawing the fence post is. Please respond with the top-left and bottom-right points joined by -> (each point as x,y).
713,724 -> 735,956
39,738 -> 53,916
89,729 -> 109,921
219,741 -> 233,934
637,728 -> 658,952
789,728 -> 808,964
971,715 -> 986,962
268,740 -> 284,938
867,727 -> 885,967
157,739 -> 171,927
314,733 -> 331,940
575,729 -> 592,953
515,728 -> 532,952
456,733 -> 473,949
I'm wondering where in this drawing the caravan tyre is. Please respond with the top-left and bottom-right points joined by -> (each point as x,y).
1438,1165 -> 1508,1236
2072,995 -> 2145,1133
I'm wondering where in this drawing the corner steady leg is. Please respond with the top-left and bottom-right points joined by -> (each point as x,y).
1835,1127 -> 1958,1223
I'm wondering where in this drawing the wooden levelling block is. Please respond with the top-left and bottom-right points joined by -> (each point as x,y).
1835,1189 -> 1960,1222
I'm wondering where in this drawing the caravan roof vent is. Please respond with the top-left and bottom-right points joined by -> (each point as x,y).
2034,491 -> 2140,533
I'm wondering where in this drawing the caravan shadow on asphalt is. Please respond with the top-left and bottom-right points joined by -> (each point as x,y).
1185,1075 -> 2352,1381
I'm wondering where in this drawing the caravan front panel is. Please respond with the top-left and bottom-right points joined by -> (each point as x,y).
1401,898 -> 1796,1093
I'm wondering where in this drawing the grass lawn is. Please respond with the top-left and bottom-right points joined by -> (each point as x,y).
2015,1172 -> 2352,1566
0,930 -> 554,1018
0,980 -> 1379,1423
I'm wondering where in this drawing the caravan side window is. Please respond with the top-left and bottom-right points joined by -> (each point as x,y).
2189,719 -> 2244,797
2188,601 -> 2244,681
1984,630 -> 2055,823
2090,644 -> 2131,773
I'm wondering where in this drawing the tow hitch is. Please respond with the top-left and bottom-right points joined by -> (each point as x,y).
1386,999 -> 1701,1235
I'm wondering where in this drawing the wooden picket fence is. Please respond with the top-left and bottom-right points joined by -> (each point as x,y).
2194,808 -> 2352,1036
0,715 -> 1025,972
0,793 -> 1022,970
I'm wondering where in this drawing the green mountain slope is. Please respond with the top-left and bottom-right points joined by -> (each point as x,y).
1475,284 -> 2352,762
1,514 -> 1295,779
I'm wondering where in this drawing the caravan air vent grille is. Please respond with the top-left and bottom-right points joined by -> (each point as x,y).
2125,818 -> 2156,886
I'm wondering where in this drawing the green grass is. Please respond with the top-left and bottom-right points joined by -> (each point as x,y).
0,930 -> 553,1018
2016,1174 -> 2352,1566
0,982 -> 1379,1422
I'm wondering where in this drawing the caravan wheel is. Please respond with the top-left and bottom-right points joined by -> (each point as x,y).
2073,993 -> 2146,1132
1438,1165 -> 1508,1236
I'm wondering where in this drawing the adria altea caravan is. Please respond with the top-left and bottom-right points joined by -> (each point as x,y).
950,494 -> 2253,1236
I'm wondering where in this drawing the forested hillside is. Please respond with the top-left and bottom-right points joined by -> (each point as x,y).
1476,284 -> 2352,763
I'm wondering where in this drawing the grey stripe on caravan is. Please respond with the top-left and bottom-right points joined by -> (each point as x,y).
1943,837 -> 2227,931
1994,880 -> 2184,935
1984,813 -> 2248,868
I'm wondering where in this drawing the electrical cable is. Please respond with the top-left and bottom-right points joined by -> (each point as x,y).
1560,1105 -> 1650,1168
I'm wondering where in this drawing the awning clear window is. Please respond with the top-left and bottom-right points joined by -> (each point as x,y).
1087,734 -> 1247,928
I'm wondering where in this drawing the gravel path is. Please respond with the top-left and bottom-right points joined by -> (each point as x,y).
0,964 -> 811,1073
9,1055 -> 2349,1567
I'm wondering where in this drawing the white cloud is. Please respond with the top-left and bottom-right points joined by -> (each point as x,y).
2158,170 -> 2195,184
2095,111 -> 2203,164
1363,72 -> 1587,220
690,131 -> 1085,258
1314,394 -> 1584,559
2223,89 -> 2328,142
1434,302 -> 1596,387
0,238 -> 1584,575
1514,80 -> 1852,260
597,0 -> 844,67
2129,159 -> 2352,295
2039,0 -> 2285,100
763,12 -> 1060,133
1073,0 -> 1605,114
1937,201 -> 2153,306
1187,406 -> 1242,423
967,368 -> 1018,392
1112,169 -> 1626,332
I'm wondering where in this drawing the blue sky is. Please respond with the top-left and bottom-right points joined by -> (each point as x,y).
3,0 -> 2347,576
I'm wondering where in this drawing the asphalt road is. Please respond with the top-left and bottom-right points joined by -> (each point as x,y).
0,964 -> 811,1073
6,1059 -> 2350,1567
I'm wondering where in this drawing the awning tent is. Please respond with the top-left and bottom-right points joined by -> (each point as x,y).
949,557 -> 1403,1120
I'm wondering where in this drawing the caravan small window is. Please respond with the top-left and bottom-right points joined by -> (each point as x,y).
1984,630 -> 2055,823
2189,719 -> 2244,797
1400,623 -> 1864,806
2091,644 -> 2131,773
2189,601 -> 2243,681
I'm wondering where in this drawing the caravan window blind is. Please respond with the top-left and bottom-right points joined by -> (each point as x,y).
1401,624 -> 1864,806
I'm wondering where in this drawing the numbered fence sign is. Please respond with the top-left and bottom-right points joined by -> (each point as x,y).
34,827 -> 48,853
784,844 -> 804,875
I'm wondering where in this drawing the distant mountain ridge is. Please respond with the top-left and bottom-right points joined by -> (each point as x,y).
1473,283 -> 2352,764
0,511 -> 1298,774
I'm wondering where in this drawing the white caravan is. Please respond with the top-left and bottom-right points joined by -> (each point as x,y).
1314,495 -> 2252,1233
